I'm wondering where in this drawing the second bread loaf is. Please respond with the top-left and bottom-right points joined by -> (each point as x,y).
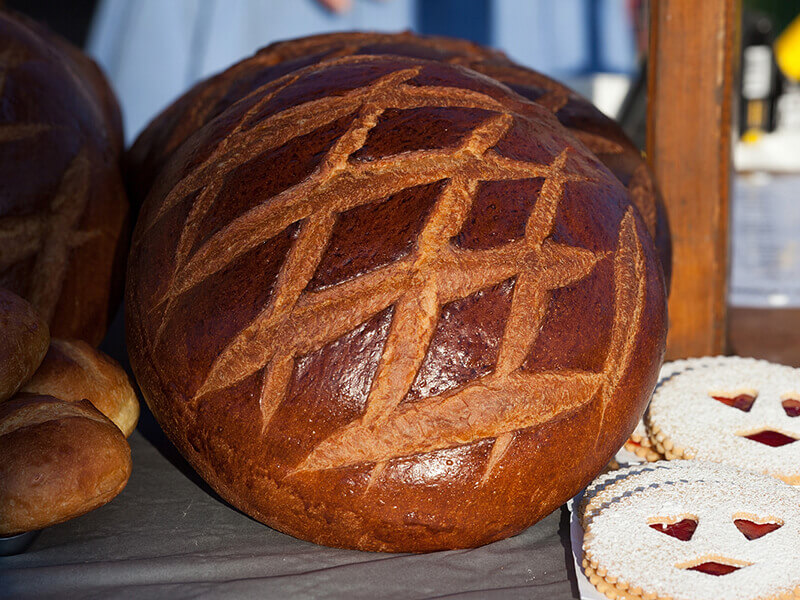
22,339 -> 139,437
0,394 -> 131,536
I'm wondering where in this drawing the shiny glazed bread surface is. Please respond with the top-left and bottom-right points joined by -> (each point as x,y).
128,31 -> 670,285
128,54 -> 667,552
22,338 -> 140,437
0,394 -> 131,536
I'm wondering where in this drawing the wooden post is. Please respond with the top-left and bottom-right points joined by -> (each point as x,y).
647,0 -> 738,359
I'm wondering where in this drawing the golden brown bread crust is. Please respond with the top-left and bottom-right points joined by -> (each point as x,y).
21,339 -> 139,437
0,288 -> 49,402
127,54 -> 667,552
0,12 -> 128,346
0,394 -> 131,536
127,31 -> 670,286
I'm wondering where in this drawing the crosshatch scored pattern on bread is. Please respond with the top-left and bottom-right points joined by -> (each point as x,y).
128,45 -> 667,552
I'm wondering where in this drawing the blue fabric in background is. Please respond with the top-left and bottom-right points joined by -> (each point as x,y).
491,0 -> 589,78
491,0 -> 634,79
417,0 -> 492,46
89,0 -> 636,141
418,0 -> 635,79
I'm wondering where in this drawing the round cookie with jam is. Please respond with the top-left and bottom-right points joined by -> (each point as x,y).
582,461 -> 800,600
645,357 -> 800,484
624,357 -> 769,463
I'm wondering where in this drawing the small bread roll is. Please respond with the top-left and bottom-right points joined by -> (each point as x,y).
0,394 -> 131,536
0,289 -> 50,402
21,339 -> 139,437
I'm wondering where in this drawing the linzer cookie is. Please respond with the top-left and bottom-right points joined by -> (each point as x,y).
624,357 -> 776,464
582,461 -> 800,600
623,358 -> 724,462
579,460 -> 767,528
646,358 -> 800,484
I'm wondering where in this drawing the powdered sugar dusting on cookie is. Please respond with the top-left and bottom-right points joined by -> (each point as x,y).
647,359 -> 800,483
629,357 -> 761,446
580,460 -> 764,527
583,461 -> 800,600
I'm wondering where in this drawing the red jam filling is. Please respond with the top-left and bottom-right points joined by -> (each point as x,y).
688,562 -> 742,576
712,394 -> 755,412
742,430 -> 797,447
783,398 -> 800,417
649,518 -> 697,541
734,519 -> 782,540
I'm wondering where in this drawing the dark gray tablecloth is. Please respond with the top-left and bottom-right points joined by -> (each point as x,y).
0,314 -> 580,600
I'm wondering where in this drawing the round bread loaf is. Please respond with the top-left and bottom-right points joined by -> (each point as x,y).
0,394 -> 131,536
127,54 -> 667,552
0,288 -> 49,402
21,339 -> 139,437
127,31 -> 670,286
0,12 -> 128,346
8,11 -> 125,156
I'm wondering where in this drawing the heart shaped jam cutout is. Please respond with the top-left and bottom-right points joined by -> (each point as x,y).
687,562 -> 743,576
742,430 -> 797,447
649,518 -> 698,541
734,519 -> 782,540
712,394 -> 755,412
783,398 -> 800,417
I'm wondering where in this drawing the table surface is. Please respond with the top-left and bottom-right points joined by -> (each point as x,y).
1,308 -> 792,600
0,312 -> 579,600
0,426 -> 577,600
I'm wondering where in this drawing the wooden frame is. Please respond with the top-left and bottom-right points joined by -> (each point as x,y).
647,0 -> 738,359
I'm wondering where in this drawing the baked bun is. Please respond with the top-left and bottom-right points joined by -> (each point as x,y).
0,12 -> 128,346
128,54 -> 667,551
0,288 -> 49,401
127,31 -> 670,286
0,394 -> 131,535
21,339 -> 139,437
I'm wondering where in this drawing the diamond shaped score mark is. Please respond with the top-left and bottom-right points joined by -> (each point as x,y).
0,149 -> 97,322
0,47 -> 102,324
141,58 -> 651,483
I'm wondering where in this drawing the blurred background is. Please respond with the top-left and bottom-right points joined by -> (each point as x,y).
6,0 -> 800,361
9,0 -> 645,142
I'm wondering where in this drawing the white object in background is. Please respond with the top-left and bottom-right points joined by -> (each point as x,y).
742,45 -> 774,100
732,90 -> 800,310
589,73 -> 632,119
776,85 -> 800,131
563,73 -> 632,119
729,172 -> 800,308
734,130 -> 800,173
